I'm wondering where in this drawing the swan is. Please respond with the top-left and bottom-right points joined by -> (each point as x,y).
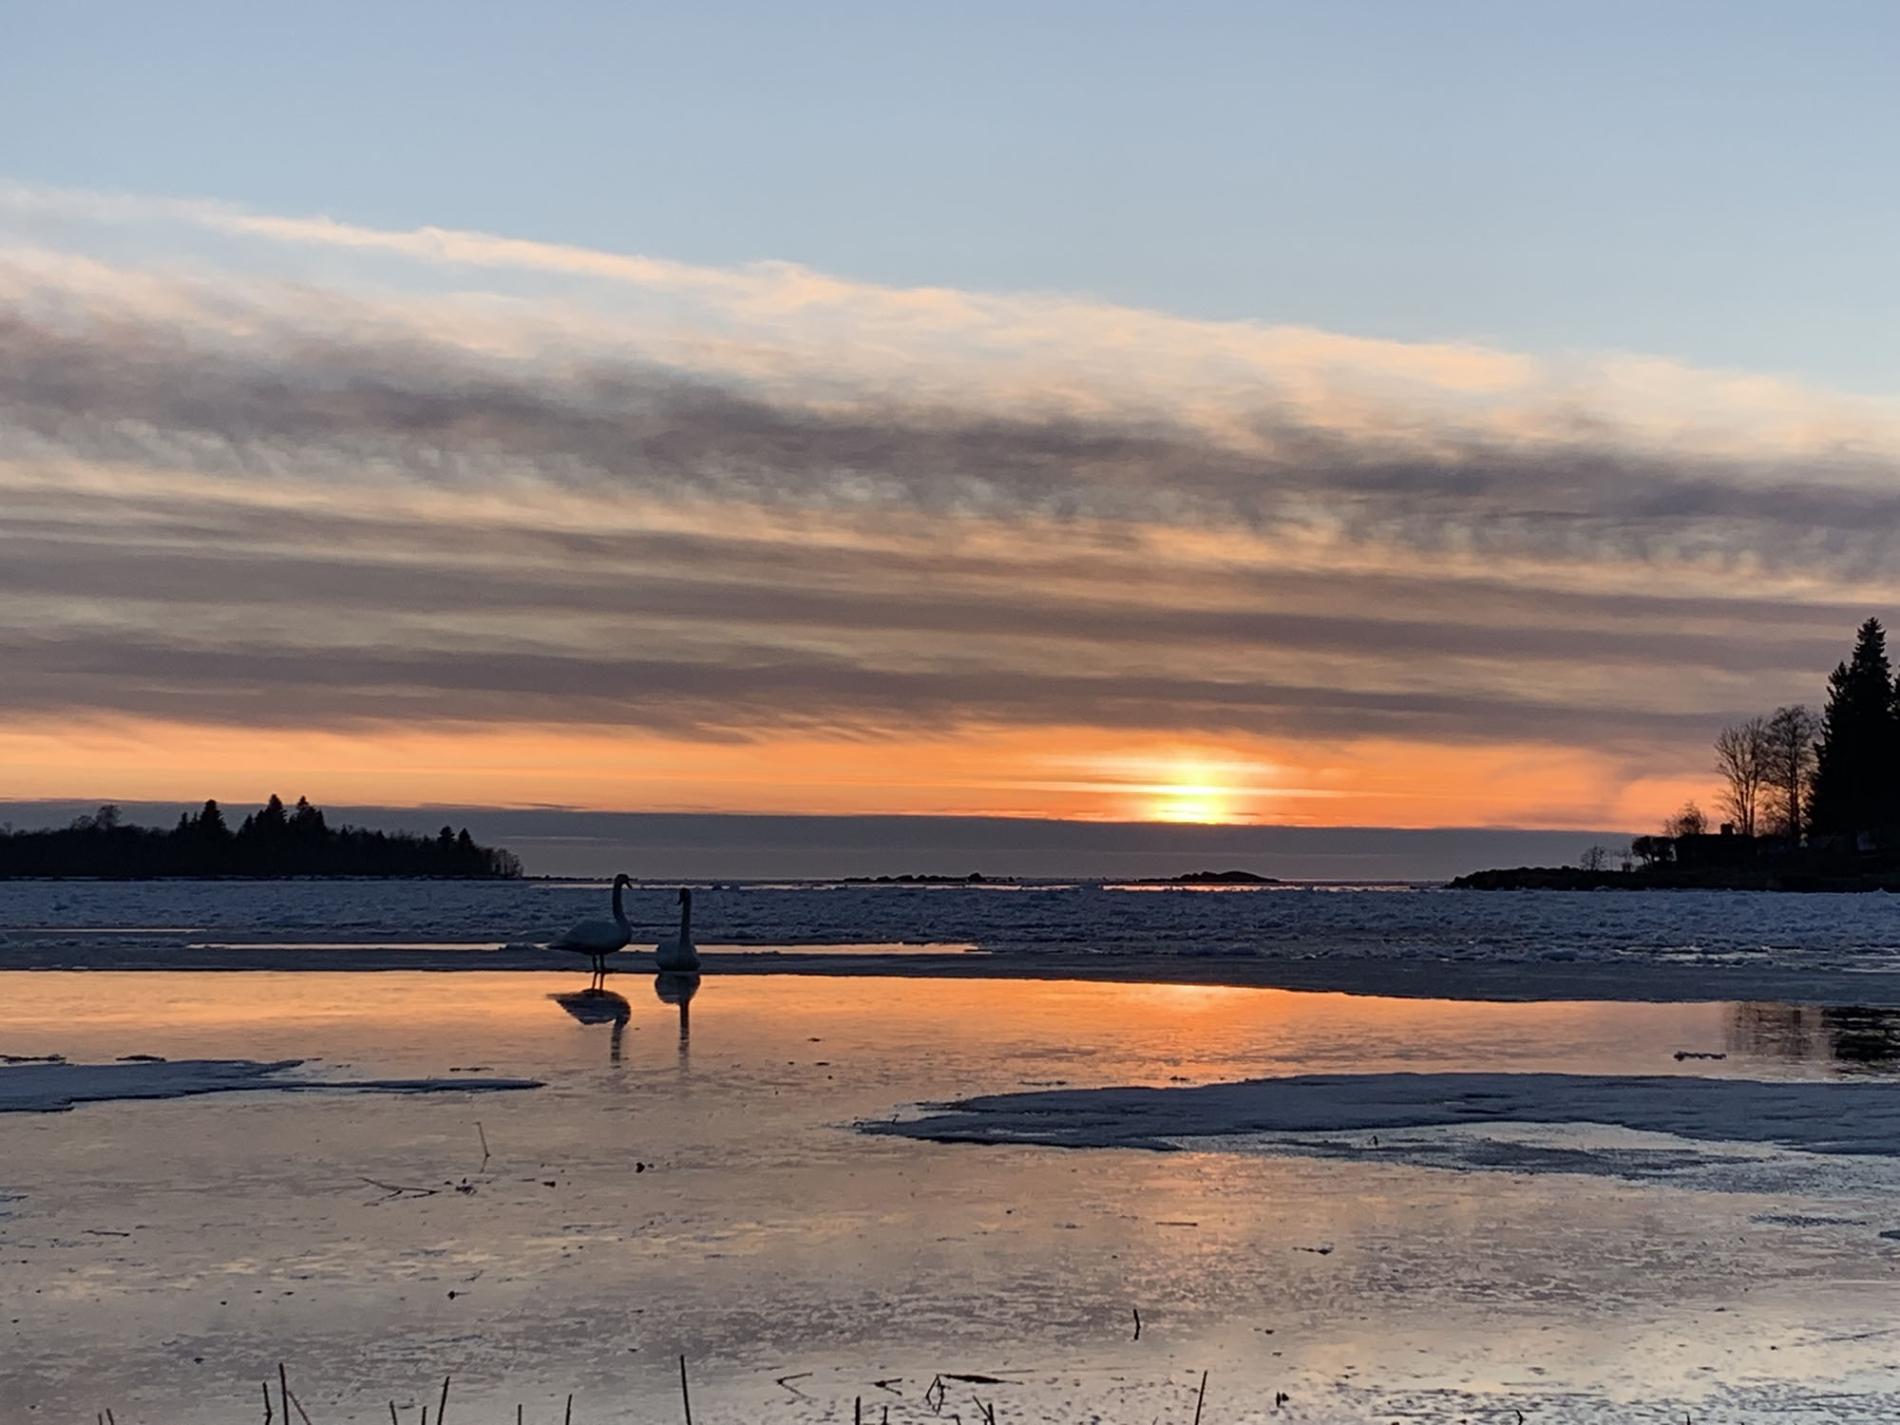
655,887 -> 700,972
549,873 -> 634,979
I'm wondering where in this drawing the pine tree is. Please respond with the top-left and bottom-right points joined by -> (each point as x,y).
1,797 -> 520,878
1809,619 -> 1899,836
195,799 -> 231,841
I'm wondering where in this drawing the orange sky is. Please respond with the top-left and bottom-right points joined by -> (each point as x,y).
0,716 -> 1709,831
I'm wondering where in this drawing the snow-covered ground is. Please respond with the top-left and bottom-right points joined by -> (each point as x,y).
5,971 -> 1900,1421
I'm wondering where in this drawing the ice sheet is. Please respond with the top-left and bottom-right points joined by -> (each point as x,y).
0,1057 -> 541,1113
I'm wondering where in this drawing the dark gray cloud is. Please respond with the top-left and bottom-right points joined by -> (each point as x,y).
0,626 -> 1747,750
0,526 -> 1853,679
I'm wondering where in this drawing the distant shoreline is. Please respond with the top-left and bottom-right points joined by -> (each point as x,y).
0,873 -> 525,883
0,872 -> 1410,885
1452,865 -> 1900,893
0,798 -> 522,879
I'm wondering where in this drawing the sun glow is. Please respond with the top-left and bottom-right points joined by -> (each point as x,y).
1150,784 -> 1231,824
1147,758 -> 1242,824
0,718 -> 1665,832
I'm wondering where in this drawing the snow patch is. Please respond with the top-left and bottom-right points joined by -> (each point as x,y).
872,1071 -> 1900,1161
0,1058 -> 542,1114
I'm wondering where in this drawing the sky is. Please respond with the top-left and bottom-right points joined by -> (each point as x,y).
2,4 -> 1897,872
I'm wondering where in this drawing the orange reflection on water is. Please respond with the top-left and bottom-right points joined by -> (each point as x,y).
0,971 -> 1744,1092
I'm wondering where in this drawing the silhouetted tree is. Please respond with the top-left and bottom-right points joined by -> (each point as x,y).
1631,835 -> 1673,866
290,796 -> 326,840
195,799 -> 231,842
1810,618 -> 1899,836
1579,844 -> 1609,872
1666,801 -> 1709,838
1714,716 -> 1771,837
1762,704 -> 1820,839
0,796 -> 521,879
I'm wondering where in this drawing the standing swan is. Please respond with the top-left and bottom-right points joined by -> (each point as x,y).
550,873 -> 634,981
655,887 -> 700,971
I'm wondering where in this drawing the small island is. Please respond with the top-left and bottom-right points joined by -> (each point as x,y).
0,797 -> 523,879
845,872 -> 993,883
1457,617 -> 1900,893
1169,869 -> 1281,884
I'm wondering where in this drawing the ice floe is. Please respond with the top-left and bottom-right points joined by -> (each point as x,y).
873,1071 -> 1900,1160
0,1057 -> 542,1113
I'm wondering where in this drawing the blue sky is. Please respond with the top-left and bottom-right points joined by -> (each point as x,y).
6,1 -> 1897,388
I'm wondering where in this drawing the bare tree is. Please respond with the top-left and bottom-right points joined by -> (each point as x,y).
1714,717 -> 1771,837
1632,835 -> 1672,866
1579,844 -> 1609,872
1666,801 -> 1708,838
1761,704 -> 1819,839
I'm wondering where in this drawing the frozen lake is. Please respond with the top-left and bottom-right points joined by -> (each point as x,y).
6,967 -> 1900,1422
10,878 -> 1900,1004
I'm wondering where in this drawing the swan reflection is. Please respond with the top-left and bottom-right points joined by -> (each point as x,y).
550,986 -> 632,1063
655,970 -> 699,1050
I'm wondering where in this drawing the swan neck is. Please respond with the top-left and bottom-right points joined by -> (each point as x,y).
612,877 -> 628,928
678,892 -> 692,940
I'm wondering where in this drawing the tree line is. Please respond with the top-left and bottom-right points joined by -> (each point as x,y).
0,796 -> 524,878
1703,617 -> 1900,843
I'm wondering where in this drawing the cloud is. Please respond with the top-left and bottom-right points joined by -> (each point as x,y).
0,624 -> 1737,750
0,513 -> 1856,682
0,183 -> 1894,805
3,237 -> 1897,573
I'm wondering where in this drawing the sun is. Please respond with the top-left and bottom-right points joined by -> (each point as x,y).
1038,745 -> 1271,823
1147,762 -> 1236,823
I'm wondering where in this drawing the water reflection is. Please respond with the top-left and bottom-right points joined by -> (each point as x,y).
14,970 -> 1900,1425
1728,1003 -> 1900,1075
655,971 -> 699,1052
549,986 -> 632,1063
